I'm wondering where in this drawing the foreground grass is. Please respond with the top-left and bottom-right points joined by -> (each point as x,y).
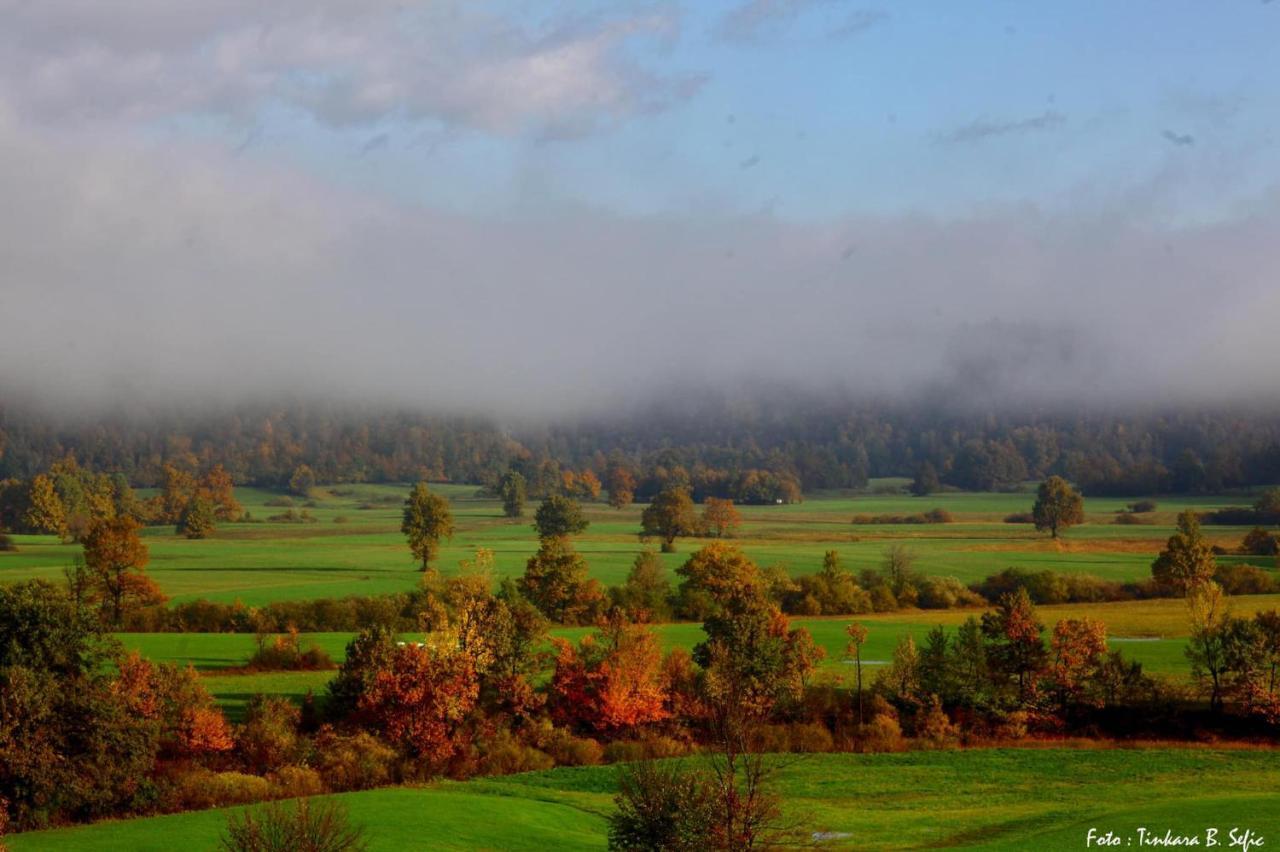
11,749 -> 1280,851
3,484 -> 1272,606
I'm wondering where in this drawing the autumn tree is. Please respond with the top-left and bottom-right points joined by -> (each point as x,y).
1045,618 -> 1108,717
357,642 -> 479,767
401,483 -> 455,570
1031,476 -> 1084,538
1185,581 -> 1231,713
177,496 -> 217,539
519,537 -> 605,625
641,487 -> 698,553
550,613 -> 671,734
22,474 -> 68,540
497,469 -> 527,519
910,461 -> 940,497
288,464 -> 317,497
981,588 -> 1046,705
701,498 -> 741,539
533,494 -> 589,541
615,550 -> 673,622
577,470 -> 603,501
82,516 -> 165,626
606,464 -> 637,510
195,464 -> 242,521
846,622 -> 869,725
1152,510 -> 1216,594
156,464 -> 197,525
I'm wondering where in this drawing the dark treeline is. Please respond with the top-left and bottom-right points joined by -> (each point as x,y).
4,395 -> 1280,496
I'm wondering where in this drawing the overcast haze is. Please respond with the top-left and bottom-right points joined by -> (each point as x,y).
2,1 -> 1279,417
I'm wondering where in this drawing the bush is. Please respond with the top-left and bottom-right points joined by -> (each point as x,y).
238,696 -> 304,773
851,509 -> 950,525
269,766 -> 326,799
478,730 -> 554,776
860,713 -> 906,753
1113,512 -> 1153,525
333,516 -> 350,524
1003,512 -> 1034,524
263,497 -> 295,508
168,769 -> 272,811
247,630 -> 335,672
1127,500 -> 1158,513
313,730 -> 397,792
0,534 -> 15,552
602,735 -> 688,764
220,798 -> 367,852
916,576 -> 984,609
1214,563 -> 1277,596
534,725 -> 603,767
608,761 -> 718,852
267,509 -> 318,524
1241,527 -> 1279,556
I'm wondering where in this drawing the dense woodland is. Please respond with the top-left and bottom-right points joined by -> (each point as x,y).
4,396 -> 1280,499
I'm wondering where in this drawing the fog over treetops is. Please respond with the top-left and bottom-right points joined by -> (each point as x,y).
2,1 -> 1278,419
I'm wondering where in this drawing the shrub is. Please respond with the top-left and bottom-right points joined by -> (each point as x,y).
263,497 -> 295,508
313,730 -> 397,792
168,769 -> 272,811
535,725 -> 604,767
269,766 -> 326,799
247,629 -> 335,672
1241,527 -> 1279,556
0,534 -> 15,552
608,761 -> 718,852
238,696 -> 304,773
916,576 -> 984,609
860,713 -> 906,752
478,730 -> 554,776
787,722 -> 835,753
1127,500 -> 1158,513
851,510 -> 950,525
916,696 -> 959,749
1003,512 -> 1034,524
220,798 -> 367,852
333,516 -> 350,524
602,735 -> 688,764
1214,563 -> 1276,596
1113,512 -> 1153,525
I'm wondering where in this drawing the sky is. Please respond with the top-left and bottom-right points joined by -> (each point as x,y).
1,1 -> 1279,416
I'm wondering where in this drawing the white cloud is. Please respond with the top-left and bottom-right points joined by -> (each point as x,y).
0,1 -> 700,137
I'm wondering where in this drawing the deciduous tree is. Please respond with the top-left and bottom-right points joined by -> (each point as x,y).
82,517 -> 165,626
1152,510 -> 1216,594
533,494 -> 589,541
401,483 -> 455,570
641,487 -> 698,553
1031,476 -> 1084,538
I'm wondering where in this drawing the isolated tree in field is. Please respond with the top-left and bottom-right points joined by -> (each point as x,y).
157,464 -> 197,524
288,464 -> 317,497
196,464 -> 242,521
910,461 -> 940,497
1152,510 -> 1216,594
1031,476 -> 1084,538
606,464 -> 636,510
845,622 -> 869,725
497,469 -> 526,519
82,516 -> 165,625
641,487 -> 698,553
701,498 -> 741,539
177,495 -> 216,539
401,483 -> 455,570
533,494 -> 589,541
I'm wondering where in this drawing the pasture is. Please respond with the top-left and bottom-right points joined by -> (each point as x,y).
11,748 -> 1280,851
117,594 -> 1280,718
0,482 -> 1271,606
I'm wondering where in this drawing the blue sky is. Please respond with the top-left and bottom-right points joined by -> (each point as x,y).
189,1 -> 1280,222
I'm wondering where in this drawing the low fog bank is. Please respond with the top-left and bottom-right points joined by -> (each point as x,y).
2,112 -> 1278,422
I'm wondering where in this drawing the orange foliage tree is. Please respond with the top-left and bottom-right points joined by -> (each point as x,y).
82,516 -> 165,625
549,614 -> 671,734
358,644 -> 479,766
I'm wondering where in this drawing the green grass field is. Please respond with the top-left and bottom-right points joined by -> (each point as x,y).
1,483 -> 1272,607
11,749 -> 1279,851
115,593 -> 1280,719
